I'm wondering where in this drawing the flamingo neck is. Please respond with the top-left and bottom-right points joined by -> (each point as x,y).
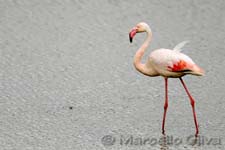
133,29 -> 152,75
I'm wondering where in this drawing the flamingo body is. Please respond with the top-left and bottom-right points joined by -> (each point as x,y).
129,22 -> 204,137
148,48 -> 204,78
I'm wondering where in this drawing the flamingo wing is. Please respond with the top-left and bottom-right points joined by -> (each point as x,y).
149,49 -> 201,76
167,59 -> 193,72
166,51 -> 195,72
150,49 -> 194,69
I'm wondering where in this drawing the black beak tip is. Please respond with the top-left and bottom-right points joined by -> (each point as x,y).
129,36 -> 133,43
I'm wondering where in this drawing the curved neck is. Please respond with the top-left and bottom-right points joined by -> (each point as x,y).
133,29 -> 152,75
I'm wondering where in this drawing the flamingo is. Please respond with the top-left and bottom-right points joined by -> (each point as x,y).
129,22 -> 204,137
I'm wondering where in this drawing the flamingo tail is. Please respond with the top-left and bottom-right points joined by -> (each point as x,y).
183,65 -> 204,76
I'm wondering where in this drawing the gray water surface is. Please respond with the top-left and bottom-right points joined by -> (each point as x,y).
1,0 -> 225,150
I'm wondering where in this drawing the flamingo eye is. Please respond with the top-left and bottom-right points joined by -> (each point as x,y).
136,26 -> 141,31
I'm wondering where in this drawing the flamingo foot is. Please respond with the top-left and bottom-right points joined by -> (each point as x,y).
195,125 -> 199,137
162,130 -> 165,135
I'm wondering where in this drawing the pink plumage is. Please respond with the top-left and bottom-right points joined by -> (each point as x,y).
149,48 -> 204,77
129,22 -> 204,137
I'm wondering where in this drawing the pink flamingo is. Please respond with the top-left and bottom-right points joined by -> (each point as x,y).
129,22 -> 204,137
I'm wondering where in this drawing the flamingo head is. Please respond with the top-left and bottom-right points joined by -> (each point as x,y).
129,22 -> 150,43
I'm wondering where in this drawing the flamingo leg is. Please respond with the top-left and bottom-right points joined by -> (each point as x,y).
179,78 -> 199,137
162,78 -> 168,135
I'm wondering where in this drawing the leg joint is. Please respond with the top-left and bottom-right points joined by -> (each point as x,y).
164,103 -> 168,110
190,99 -> 195,107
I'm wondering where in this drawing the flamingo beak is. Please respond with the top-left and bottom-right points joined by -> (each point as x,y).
129,28 -> 137,43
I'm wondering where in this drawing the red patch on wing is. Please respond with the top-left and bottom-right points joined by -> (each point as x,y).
168,60 -> 188,72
